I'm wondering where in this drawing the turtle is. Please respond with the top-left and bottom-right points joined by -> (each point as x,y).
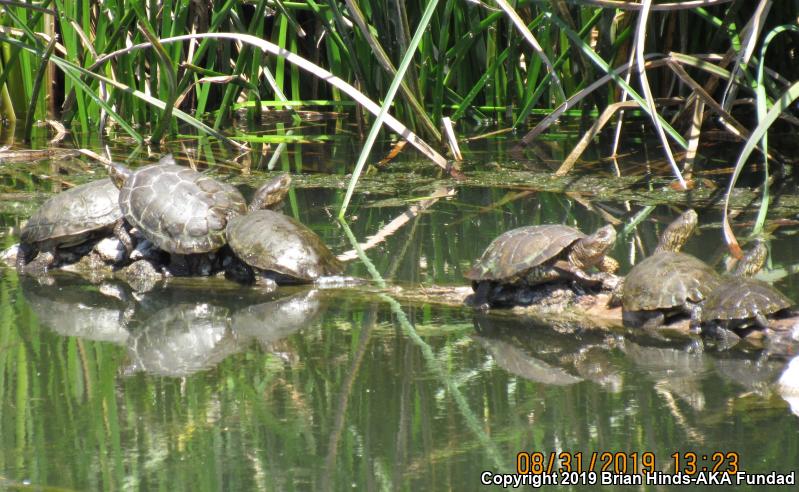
226,209 -> 344,284
701,240 -> 793,338
109,155 -> 290,273
16,178 -> 132,275
464,223 -> 619,309
621,209 -> 722,329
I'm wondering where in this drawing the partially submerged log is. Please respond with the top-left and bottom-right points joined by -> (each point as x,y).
384,283 -> 799,356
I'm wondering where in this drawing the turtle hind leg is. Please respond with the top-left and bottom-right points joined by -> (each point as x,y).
622,309 -> 665,329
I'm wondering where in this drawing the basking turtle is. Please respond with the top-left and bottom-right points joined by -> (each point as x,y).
226,210 -> 344,284
109,154 -> 290,261
701,240 -> 793,336
464,223 -> 619,309
16,178 -> 131,274
621,209 -> 721,329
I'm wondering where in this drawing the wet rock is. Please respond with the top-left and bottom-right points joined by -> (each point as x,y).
778,356 -> 799,416
1,244 -> 19,267
94,237 -> 127,264
61,250 -> 113,283
119,259 -> 163,293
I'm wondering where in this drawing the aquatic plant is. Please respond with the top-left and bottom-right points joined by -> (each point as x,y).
2,0 -> 798,243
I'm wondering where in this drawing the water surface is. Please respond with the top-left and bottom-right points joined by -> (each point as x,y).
1,135 -> 799,490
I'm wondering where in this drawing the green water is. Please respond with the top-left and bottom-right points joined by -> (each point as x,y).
1,141 -> 799,491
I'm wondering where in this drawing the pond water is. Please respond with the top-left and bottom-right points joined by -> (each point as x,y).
1,132 -> 799,490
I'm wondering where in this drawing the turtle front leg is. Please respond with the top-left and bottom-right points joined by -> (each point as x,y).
597,255 -> 619,274
753,311 -> 771,330
687,303 -> 703,333
113,219 -> 133,257
471,281 -> 493,311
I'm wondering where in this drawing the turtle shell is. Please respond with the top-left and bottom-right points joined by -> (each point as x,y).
464,224 -> 585,282
119,164 -> 247,254
226,209 -> 343,282
21,178 -> 122,248
622,251 -> 722,311
703,278 -> 792,322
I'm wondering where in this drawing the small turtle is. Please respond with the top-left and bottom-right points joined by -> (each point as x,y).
702,240 -> 793,337
226,209 -> 344,284
464,223 -> 619,309
16,178 -> 131,275
109,155 -> 290,273
621,210 -> 722,329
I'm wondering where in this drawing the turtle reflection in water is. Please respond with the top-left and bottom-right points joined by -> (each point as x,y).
16,178 -> 132,275
464,224 -> 619,310
700,240 -> 794,348
472,314 -> 622,389
621,210 -> 721,330
20,273 -> 133,345
125,302 -> 239,377
125,288 -> 325,377
232,289 -> 323,357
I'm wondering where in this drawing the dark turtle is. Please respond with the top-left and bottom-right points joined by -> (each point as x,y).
110,155 -> 247,255
702,240 -> 793,336
226,209 -> 344,283
621,210 -> 722,329
464,224 -> 619,309
16,178 -> 131,274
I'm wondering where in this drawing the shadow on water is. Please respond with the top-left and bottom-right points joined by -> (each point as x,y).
2,137 -> 799,489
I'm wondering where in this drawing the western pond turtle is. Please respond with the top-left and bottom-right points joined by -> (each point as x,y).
110,155 -> 291,277
226,209 -> 344,283
464,223 -> 619,308
621,210 -> 722,329
110,155 -> 247,255
17,178 -> 131,274
702,240 -> 793,334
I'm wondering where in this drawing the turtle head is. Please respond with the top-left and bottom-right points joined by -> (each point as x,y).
734,239 -> 767,277
157,154 -> 176,166
108,162 -> 132,189
249,173 -> 292,212
572,224 -> 617,269
655,209 -> 697,253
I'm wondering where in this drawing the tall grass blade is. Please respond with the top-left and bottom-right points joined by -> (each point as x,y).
23,35 -> 56,142
751,24 -> 799,235
338,0 -> 442,219
634,0 -> 686,189
493,0 -> 565,101
342,0 -> 441,141
91,33 -> 447,166
722,81 -> 799,253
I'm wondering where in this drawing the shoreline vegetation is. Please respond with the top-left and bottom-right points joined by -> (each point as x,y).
1,1 -> 799,241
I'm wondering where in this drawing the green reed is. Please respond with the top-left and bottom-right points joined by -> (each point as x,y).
2,1 -> 799,241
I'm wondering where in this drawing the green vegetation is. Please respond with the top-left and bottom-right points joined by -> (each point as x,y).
2,1 -> 799,241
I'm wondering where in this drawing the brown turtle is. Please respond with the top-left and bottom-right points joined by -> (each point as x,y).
621,210 -> 721,329
702,240 -> 793,336
16,178 -> 131,275
464,224 -> 618,309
